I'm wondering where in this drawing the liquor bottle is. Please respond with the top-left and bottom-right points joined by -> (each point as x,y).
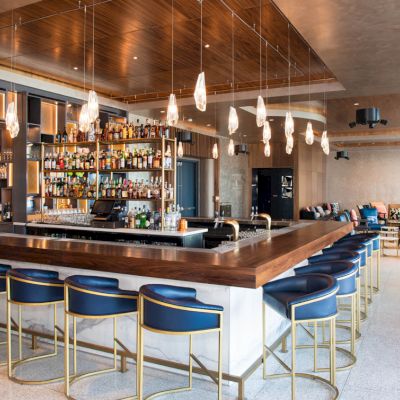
126,151 -> 133,169
63,129 -> 68,143
142,149 -> 148,169
56,130 -> 62,144
120,151 -> 126,169
137,150 -> 143,169
132,149 -> 138,169
148,149 -> 153,168
128,123 -> 134,139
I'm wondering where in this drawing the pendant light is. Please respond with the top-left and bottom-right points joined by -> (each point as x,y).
6,12 -> 19,139
177,140 -> 184,158
212,142 -> 219,159
87,1 -> 99,122
264,140 -> 270,157
262,121 -> 271,143
256,0 -> 266,127
79,6 -> 90,133
228,138 -> 235,156
321,67 -> 330,155
305,48 -> 314,145
285,24 -> 294,154
228,12 -> 238,135
194,0 -> 206,111
167,0 -> 179,126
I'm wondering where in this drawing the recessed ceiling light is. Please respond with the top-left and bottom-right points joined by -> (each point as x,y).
73,67 -> 78,70
188,118 -> 193,122
204,44 -> 210,48
160,110 -> 165,114
354,102 -> 359,106
67,103 -> 72,108
206,123 -> 211,127
133,56 -> 138,60
269,118 -> 274,122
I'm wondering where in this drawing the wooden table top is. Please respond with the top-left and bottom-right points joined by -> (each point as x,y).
0,221 -> 352,288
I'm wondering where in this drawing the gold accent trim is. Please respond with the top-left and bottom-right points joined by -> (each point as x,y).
65,283 -> 138,300
8,275 -> 64,288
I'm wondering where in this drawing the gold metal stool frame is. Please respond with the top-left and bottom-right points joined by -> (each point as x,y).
262,289 -> 340,400
137,293 -> 223,400
64,284 -> 139,400
300,269 -> 358,372
6,275 -> 64,384
0,280 -> 7,366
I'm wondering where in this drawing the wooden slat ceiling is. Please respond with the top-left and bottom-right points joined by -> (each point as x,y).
0,0 -> 335,103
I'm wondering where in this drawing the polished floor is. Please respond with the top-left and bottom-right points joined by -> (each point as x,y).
0,251 -> 398,399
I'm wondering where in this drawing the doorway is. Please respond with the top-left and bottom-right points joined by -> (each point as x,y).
252,168 -> 294,220
177,159 -> 199,217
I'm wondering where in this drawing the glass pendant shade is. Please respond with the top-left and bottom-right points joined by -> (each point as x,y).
262,121 -> 272,143
194,71 -> 207,112
6,101 -> 19,138
321,130 -> 330,155
177,141 -> 184,158
286,134 -> 294,155
264,141 -> 271,157
228,106 -> 239,135
167,93 -> 179,126
87,90 -> 99,123
228,139 -> 235,156
79,103 -> 91,133
305,121 -> 314,145
212,143 -> 219,159
285,111 -> 294,138
256,95 -> 267,127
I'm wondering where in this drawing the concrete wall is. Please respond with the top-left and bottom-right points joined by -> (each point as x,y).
326,148 -> 400,210
219,138 -> 250,218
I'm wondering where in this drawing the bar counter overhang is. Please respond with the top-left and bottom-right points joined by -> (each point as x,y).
0,220 -> 352,397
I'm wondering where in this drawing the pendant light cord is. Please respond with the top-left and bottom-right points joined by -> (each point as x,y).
265,40 -> 268,104
231,12 -> 235,106
171,0 -> 174,92
287,23 -> 291,112
92,0 -> 95,90
83,5 -> 86,94
259,0 -> 262,94
200,0 -> 203,72
323,65 -> 327,130
308,47 -> 311,105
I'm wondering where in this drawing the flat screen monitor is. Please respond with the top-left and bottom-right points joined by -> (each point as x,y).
91,200 -> 115,215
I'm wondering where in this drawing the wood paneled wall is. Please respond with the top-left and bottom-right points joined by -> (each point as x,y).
179,132 -> 219,159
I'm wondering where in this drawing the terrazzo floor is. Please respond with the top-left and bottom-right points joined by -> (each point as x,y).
0,251 -> 398,399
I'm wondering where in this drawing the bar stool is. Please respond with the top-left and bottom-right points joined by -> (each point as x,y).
335,236 -> 374,302
294,261 -> 358,370
6,268 -> 64,384
262,274 -> 339,400
0,264 -> 11,366
138,284 -> 224,400
64,275 -> 138,400
323,243 -> 369,320
308,251 -> 362,335
353,233 -> 381,292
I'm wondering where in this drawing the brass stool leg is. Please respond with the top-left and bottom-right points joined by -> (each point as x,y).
313,321 -> 318,372
64,286 -> 70,397
218,323 -> 223,400
262,303 -> 267,379
369,257 -> 373,301
18,305 -> 22,360
7,277 -> 12,378
376,250 -> 381,291
73,316 -> 77,376
291,317 -> 296,400
363,267 -> 369,317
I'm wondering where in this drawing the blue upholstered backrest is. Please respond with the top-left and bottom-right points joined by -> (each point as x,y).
360,207 -> 378,224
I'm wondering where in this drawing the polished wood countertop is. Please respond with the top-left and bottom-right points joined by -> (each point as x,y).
0,220 -> 352,288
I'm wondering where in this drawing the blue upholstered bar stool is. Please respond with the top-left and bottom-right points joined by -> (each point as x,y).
308,251 -> 362,334
350,233 -> 381,293
0,264 -> 11,366
138,284 -> 224,400
6,268 -> 64,384
262,274 -> 339,400
295,261 -> 358,370
64,275 -> 138,400
336,235 -> 374,301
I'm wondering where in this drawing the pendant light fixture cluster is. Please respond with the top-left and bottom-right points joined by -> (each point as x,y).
6,11 -> 19,139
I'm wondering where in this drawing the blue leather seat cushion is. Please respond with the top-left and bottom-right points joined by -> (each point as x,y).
295,261 -> 357,296
263,274 -> 338,320
8,268 -> 63,303
140,284 -> 223,333
353,233 -> 380,250
337,237 -> 373,256
66,275 -> 138,316
0,264 -> 11,292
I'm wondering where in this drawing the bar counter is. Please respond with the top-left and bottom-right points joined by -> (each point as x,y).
3,220 -> 352,289
0,220 -> 352,397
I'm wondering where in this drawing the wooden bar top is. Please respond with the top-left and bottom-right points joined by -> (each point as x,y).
0,221 -> 352,289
